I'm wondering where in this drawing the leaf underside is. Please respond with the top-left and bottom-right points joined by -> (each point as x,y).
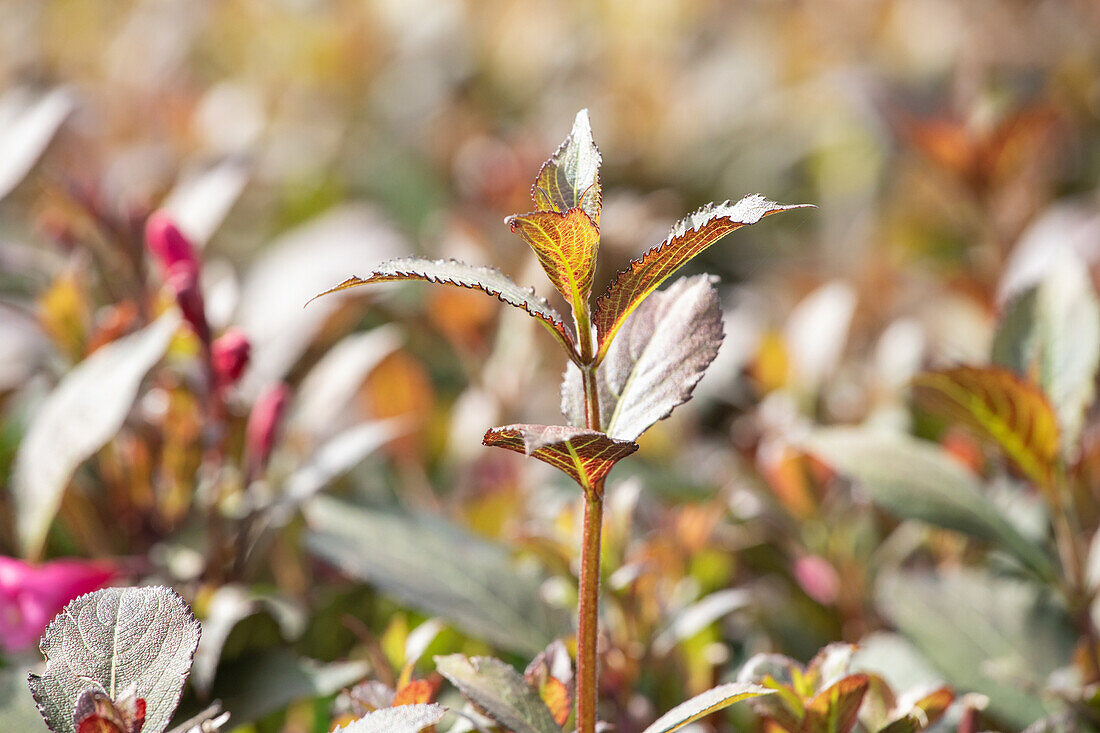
29,586 -> 201,733
563,274 -> 724,440
508,207 -> 600,312
333,704 -> 446,733
482,424 -> 638,493
311,257 -> 575,354
435,655 -> 561,733
532,108 -> 602,225
641,682 -> 774,733
593,195 -> 810,360
912,365 -> 1060,489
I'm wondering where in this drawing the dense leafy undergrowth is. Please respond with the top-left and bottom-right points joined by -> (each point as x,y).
3,19 -> 1100,732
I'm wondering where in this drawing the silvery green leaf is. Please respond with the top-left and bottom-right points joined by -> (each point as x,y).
0,86 -> 73,201
434,655 -> 559,733
563,275 -> 723,440
29,586 -> 201,733
641,682 -> 774,733
13,312 -> 179,558
334,704 -> 446,733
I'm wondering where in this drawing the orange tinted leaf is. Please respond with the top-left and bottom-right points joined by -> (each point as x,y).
394,678 -> 438,706
507,208 -> 599,313
312,257 -> 575,356
532,109 -> 601,225
482,424 -> 638,494
538,676 -> 571,727
593,196 -> 810,360
802,674 -> 869,733
912,366 -> 1060,489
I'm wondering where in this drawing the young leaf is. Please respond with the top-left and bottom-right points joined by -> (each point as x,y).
304,497 -> 569,655
532,108 -> 601,225
640,682 -> 775,733
29,586 -> 202,733
13,311 -> 179,558
333,704 -> 446,733
802,675 -> 869,733
482,424 -> 638,494
562,274 -> 723,440
804,428 -> 1056,580
312,257 -> 575,356
912,366 -> 1060,490
507,208 -> 600,314
992,251 -> 1100,456
593,195 -> 809,360
434,655 -> 561,733
877,686 -> 954,733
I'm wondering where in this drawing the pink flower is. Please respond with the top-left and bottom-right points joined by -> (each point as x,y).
0,557 -> 115,653
246,382 -> 291,477
793,555 -> 840,606
211,329 -> 251,388
145,211 -> 199,275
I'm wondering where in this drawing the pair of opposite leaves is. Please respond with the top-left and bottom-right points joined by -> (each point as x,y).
316,110 -> 809,493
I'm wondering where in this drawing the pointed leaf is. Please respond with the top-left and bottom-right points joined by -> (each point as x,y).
13,312 -> 179,558
304,497 -> 569,655
563,275 -> 723,440
593,195 -> 810,360
0,86 -> 73,201
434,655 -> 560,733
29,586 -> 202,733
508,208 -> 600,312
802,675 -> 869,733
334,704 -> 446,733
641,682 -> 775,733
804,428 -> 1056,579
482,424 -> 638,493
912,366 -> 1060,490
312,257 -> 575,355
877,686 -> 954,733
993,251 -> 1100,456
532,108 -> 602,224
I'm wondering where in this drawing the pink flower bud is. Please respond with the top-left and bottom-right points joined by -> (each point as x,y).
145,211 -> 199,275
166,264 -> 210,344
793,555 -> 840,606
246,382 -> 290,477
211,329 -> 251,388
0,556 -> 115,652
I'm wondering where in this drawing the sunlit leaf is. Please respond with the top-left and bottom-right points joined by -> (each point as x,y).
992,251 -> 1100,456
434,655 -> 560,733
29,586 -> 201,733
507,208 -> 599,313
593,195 -> 809,360
304,497 -> 569,655
912,366 -> 1060,490
333,704 -> 446,733
482,424 -> 638,494
877,569 -> 1073,727
877,686 -> 954,733
641,682 -> 774,733
804,428 -> 1056,579
0,86 -> 73,201
532,108 -> 601,225
562,274 -> 723,440
802,675 -> 869,733
312,257 -> 575,355
13,312 -> 179,558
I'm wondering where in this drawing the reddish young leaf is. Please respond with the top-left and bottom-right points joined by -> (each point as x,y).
532,109 -> 601,225
801,674 -> 869,733
393,678 -> 438,707
73,688 -> 146,733
312,257 -> 576,356
593,195 -> 810,361
482,424 -> 638,495
912,366 -> 1060,490
507,208 -> 600,315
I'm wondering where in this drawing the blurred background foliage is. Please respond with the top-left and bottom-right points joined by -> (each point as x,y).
2,1 -> 1100,732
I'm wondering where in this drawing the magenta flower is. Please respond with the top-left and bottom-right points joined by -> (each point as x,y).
211,329 -> 251,388
0,557 -> 115,653
793,555 -> 840,606
246,382 -> 291,478
144,211 -> 199,275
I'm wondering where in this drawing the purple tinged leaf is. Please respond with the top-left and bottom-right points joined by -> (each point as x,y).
532,109 -> 602,225
435,655 -> 561,733
563,274 -> 724,440
482,424 -> 638,494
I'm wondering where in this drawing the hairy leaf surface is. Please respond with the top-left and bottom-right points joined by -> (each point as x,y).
29,586 -> 201,733
482,424 -> 638,494
801,674 -> 869,733
912,366 -> 1060,489
593,195 -> 809,359
435,655 -> 560,733
805,428 -> 1055,579
992,251 -> 1100,456
508,208 -> 600,313
304,497 -> 568,655
532,108 -> 601,225
334,704 -> 446,733
13,312 -> 179,558
563,275 -> 723,440
312,257 -> 575,355
641,682 -> 774,733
